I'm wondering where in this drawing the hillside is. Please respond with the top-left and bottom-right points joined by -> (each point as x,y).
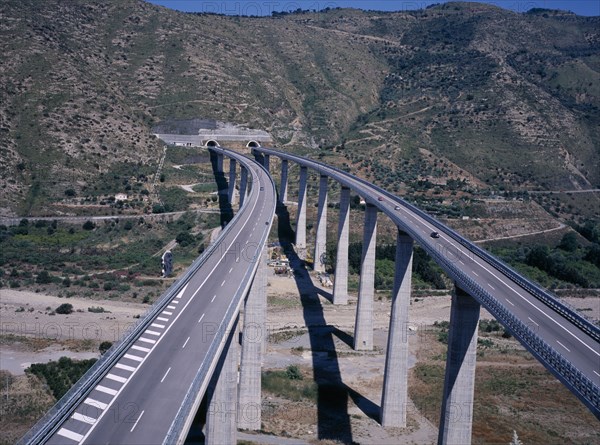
0,0 -> 598,218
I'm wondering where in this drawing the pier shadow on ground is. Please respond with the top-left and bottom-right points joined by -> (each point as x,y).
276,201 -> 379,443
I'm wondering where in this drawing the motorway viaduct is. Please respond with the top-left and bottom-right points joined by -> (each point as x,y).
21,146 -> 599,445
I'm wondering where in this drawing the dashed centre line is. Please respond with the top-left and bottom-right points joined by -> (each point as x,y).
505,299 -> 514,306
160,367 -> 171,383
130,410 -> 145,433
198,313 -> 205,323
182,337 -> 191,349
557,340 -> 571,352
211,295 -> 217,302
528,317 -> 539,327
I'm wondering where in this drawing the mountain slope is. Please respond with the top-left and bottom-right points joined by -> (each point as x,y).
0,0 -> 598,217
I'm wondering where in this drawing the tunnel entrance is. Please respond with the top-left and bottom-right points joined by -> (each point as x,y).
246,141 -> 260,148
206,140 -> 220,147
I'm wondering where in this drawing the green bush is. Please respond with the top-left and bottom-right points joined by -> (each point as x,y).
28,357 -> 97,399
55,303 -> 73,315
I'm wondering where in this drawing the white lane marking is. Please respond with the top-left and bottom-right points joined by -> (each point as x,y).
130,410 -> 145,433
106,373 -> 127,383
115,363 -> 136,372
138,337 -> 156,344
84,398 -> 107,410
472,271 -> 479,277
505,299 -> 515,306
528,317 -> 539,327
487,283 -> 495,290
57,428 -> 84,442
198,313 -> 205,323
132,345 -> 151,353
146,330 -> 161,336
151,323 -> 165,329
594,371 -> 600,378
72,412 -> 96,425
156,317 -> 169,322
160,367 -> 171,383
229,267 -> 233,273
124,353 -> 143,362
167,305 -> 176,310
221,280 -> 226,287
175,282 -> 189,299
556,340 -> 571,352
79,177 -> 264,442
182,336 -> 191,349
162,311 -> 173,316
96,385 -> 118,396
211,295 -> 217,302
459,260 -> 465,265
171,300 -> 179,304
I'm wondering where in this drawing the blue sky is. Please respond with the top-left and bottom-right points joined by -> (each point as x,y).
145,1 -> 599,16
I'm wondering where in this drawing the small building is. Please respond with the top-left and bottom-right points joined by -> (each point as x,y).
115,193 -> 128,202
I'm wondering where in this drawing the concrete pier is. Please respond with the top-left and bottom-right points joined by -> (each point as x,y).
263,154 -> 270,172
205,318 -> 239,445
333,187 -> 351,305
216,153 -> 224,174
313,175 -> 328,272
438,285 -> 481,445
354,203 -> 378,351
380,230 -> 413,428
296,166 -> 308,258
280,159 -> 288,203
228,159 -> 237,206
239,167 -> 248,208
238,248 -> 268,430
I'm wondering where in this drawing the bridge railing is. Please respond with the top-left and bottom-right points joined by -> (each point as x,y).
19,152 -> 258,445
273,149 -> 600,343
415,229 -> 600,417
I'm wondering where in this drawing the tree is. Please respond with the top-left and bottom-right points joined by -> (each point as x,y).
558,232 -> 578,252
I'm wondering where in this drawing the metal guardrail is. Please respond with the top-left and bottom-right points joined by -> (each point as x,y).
163,152 -> 276,444
19,150 -> 262,445
257,148 -> 600,343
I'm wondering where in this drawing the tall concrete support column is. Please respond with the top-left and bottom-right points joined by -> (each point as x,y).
313,175 -> 328,272
216,153 -> 224,174
238,248 -> 268,430
354,203 -> 378,351
332,187 -> 351,305
295,166 -> 308,258
280,159 -> 289,203
438,285 -> 481,445
206,317 -> 239,445
263,154 -> 270,172
381,230 -> 413,428
239,167 -> 248,208
228,159 -> 237,205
